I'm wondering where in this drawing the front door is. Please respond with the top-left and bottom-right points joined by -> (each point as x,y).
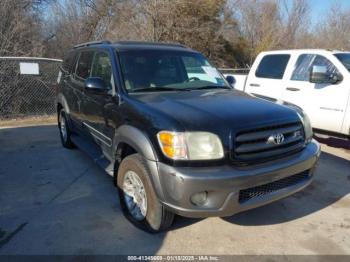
81,50 -> 115,159
282,54 -> 349,133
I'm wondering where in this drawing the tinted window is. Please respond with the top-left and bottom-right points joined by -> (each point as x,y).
75,51 -> 94,79
91,52 -> 112,89
118,50 -> 228,92
255,55 -> 290,79
334,53 -> 350,72
291,54 -> 340,81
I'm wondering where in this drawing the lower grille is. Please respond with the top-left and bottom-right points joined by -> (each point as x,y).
238,170 -> 310,203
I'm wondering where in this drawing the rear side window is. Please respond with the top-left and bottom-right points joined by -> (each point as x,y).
75,51 -> 94,79
255,54 -> 290,79
291,54 -> 340,81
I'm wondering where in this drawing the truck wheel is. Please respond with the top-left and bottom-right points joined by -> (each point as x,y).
116,154 -> 174,233
58,110 -> 74,149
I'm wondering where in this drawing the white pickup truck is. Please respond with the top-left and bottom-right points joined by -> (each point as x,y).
224,49 -> 350,138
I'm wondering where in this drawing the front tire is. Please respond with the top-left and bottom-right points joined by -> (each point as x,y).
58,109 -> 74,149
116,154 -> 174,233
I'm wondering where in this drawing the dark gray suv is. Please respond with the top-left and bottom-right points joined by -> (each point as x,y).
57,41 -> 321,232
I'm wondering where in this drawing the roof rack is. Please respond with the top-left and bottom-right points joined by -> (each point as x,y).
115,41 -> 187,49
73,40 -> 111,49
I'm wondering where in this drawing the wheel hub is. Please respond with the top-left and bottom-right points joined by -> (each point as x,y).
123,171 -> 147,221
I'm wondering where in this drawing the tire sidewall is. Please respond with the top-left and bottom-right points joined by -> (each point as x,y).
117,154 -> 165,232
58,109 -> 73,148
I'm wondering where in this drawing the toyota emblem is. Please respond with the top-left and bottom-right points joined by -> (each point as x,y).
267,133 -> 285,145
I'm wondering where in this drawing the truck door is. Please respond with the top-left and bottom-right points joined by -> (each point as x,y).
70,50 -> 94,131
245,54 -> 290,101
60,51 -> 81,130
282,54 -> 349,133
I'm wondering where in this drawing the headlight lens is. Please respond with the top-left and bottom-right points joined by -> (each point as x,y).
297,111 -> 313,143
157,131 -> 224,160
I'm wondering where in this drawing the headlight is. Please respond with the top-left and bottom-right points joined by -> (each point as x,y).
157,131 -> 224,160
297,111 -> 313,143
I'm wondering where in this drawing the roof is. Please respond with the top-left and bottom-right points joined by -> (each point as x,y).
73,40 -> 195,52
259,49 -> 350,55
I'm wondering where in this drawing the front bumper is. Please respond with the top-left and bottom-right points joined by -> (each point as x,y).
155,140 -> 321,218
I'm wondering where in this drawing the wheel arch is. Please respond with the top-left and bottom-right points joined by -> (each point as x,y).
56,93 -> 70,114
113,125 -> 165,200
113,125 -> 159,162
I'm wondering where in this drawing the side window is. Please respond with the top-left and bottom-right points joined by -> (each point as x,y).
75,51 -> 94,80
91,52 -> 112,89
291,54 -> 340,81
314,55 -> 340,75
255,55 -> 290,79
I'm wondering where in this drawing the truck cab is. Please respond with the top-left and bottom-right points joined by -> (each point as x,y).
244,50 -> 350,137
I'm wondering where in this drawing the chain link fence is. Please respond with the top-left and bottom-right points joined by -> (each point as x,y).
0,57 -> 62,119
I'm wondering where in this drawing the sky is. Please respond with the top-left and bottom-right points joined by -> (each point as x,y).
308,0 -> 350,25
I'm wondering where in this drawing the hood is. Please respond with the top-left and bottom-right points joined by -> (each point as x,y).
128,89 -> 300,133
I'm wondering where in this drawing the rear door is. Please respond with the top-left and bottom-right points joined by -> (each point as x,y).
245,54 -> 291,101
282,54 -> 348,133
70,50 -> 94,130
60,51 -> 81,128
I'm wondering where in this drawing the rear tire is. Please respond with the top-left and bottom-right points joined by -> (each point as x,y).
116,153 -> 174,233
58,109 -> 74,149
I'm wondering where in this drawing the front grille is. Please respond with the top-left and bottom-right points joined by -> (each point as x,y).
238,171 -> 310,203
233,122 -> 305,165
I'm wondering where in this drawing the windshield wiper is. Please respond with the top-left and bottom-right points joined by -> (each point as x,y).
131,87 -> 191,92
185,85 -> 231,90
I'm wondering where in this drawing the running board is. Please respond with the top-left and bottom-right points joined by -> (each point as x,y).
70,134 -> 114,176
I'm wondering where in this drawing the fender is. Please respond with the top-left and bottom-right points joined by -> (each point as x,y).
113,125 -> 158,161
56,93 -> 74,130
56,93 -> 70,114
113,125 -> 166,200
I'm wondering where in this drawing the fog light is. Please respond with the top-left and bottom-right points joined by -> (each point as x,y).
190,191 -> 208,206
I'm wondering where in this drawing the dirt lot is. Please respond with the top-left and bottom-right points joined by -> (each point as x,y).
0,123 -> 349,255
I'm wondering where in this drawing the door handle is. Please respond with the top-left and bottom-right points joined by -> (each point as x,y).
250,83 -> 260,87
286,87 -> 300,91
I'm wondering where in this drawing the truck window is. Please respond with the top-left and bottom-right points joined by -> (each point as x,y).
291,54 -> 340,81
91,51 -> 112,89
75,51 -> 94,80
334,53 -> 350,72
255,54 -> 290,79
118,50 -> 229,91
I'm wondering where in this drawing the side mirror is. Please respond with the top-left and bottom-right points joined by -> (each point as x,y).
226,75 -> 236,87
84,77 -> 107,93
309,65 -> 342,84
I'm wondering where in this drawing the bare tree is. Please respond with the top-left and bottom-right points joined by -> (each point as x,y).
279,0 -> 310,48
234,0 -> 283,64
313,1 -> 350,50
0,0 -> 44,56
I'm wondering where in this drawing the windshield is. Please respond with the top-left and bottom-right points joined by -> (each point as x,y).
117,49 -> 230,92
334,53 -> 350,72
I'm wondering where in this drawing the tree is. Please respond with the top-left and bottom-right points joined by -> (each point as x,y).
0,0 -> 44,56
279,0 -> 310,49
313,2 -> 350,50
